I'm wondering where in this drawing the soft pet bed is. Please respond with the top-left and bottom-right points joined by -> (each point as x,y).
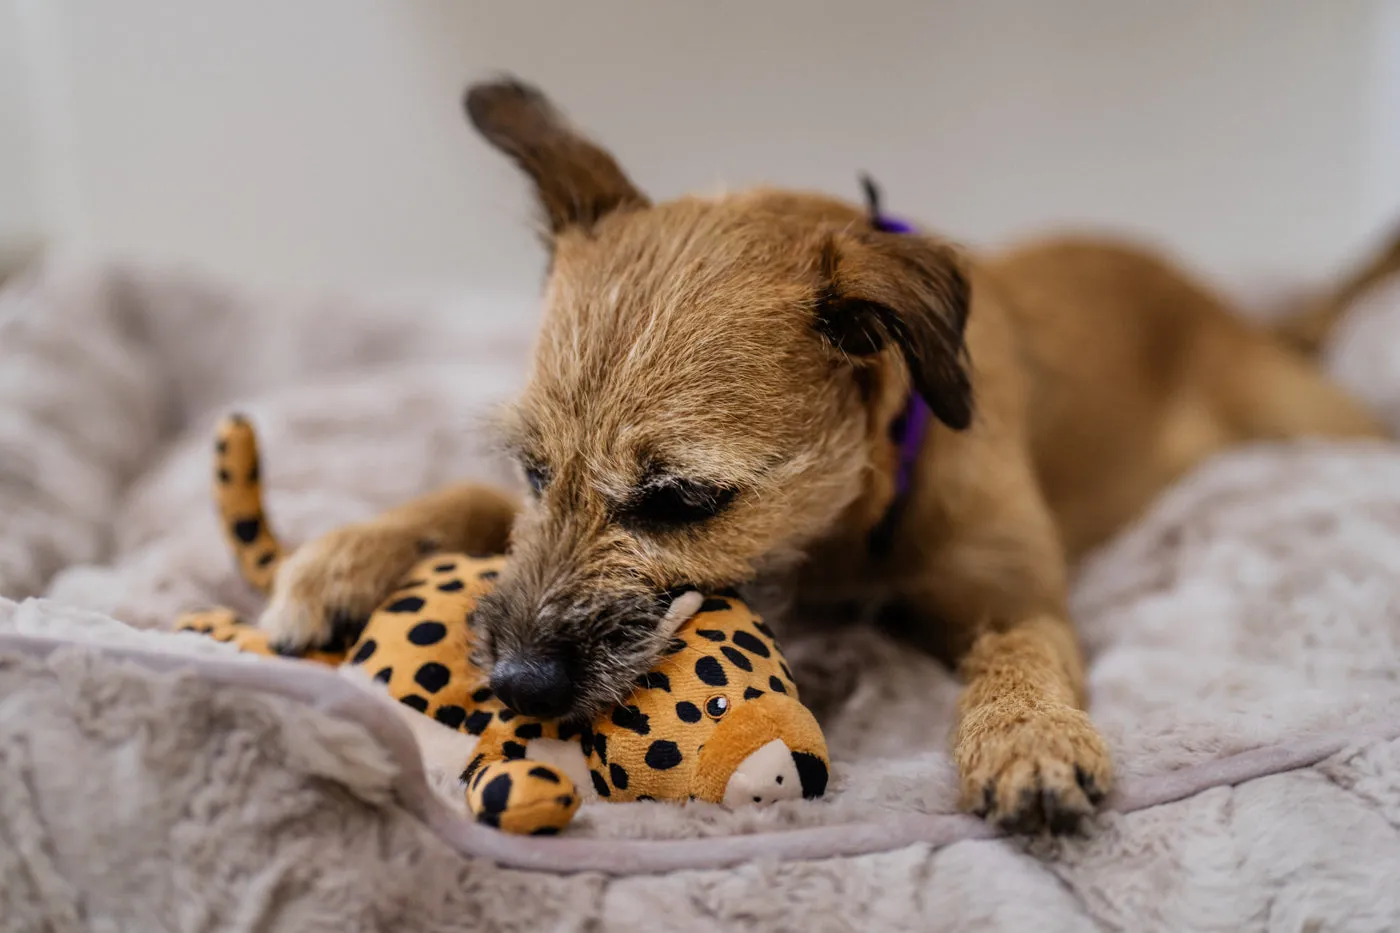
5,257 -> 1400,931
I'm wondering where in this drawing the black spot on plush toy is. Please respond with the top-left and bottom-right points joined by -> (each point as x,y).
178,415 -> 830,835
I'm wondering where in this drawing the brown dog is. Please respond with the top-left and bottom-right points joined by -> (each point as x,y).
258,77 -> 1394,833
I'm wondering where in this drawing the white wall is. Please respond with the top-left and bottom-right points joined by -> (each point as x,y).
5,0 -> 1400,297
0,0 -> 41,258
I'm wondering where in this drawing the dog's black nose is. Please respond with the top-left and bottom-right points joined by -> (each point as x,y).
490,655 -> 574,719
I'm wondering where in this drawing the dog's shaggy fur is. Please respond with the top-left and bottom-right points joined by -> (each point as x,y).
258,77 -> 1396,833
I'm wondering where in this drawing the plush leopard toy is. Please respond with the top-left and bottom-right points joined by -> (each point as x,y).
177,415 -> 830,834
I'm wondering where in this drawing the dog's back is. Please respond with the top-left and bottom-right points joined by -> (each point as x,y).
977,235 -> 1393,558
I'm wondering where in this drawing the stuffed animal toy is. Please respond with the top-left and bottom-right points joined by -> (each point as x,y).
176,415 -> 830,835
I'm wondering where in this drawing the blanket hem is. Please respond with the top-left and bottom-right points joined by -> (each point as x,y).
3,630 -> 1392,876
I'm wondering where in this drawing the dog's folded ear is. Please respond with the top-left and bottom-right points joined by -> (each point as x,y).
464,76 -> 649,239
814,232 -> 973,430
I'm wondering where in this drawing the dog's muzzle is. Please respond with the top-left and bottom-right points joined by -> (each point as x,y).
480,585 -> 704,720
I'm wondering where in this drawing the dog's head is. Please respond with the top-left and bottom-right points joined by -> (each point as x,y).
464,78 -> 973,721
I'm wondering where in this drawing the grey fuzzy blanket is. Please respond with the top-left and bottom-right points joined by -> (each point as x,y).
4,258 -> 1400,931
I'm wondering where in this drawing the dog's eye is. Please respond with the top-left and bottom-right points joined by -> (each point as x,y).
522,462 -> 551,497
622,478 -> 736,530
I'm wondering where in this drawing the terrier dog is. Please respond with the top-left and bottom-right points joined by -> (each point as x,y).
259,77 -> 1394,833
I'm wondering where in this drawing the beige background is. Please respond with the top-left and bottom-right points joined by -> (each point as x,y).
3,0 -> 1399,299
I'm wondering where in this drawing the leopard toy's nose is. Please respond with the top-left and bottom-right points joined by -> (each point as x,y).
720,738 -> 830,806
722,739 -> 796,806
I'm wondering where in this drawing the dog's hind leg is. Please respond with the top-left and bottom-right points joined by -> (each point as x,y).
1222,220 -> 1400,442
1206,333 -> 1390,443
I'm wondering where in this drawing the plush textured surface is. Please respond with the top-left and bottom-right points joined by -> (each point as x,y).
4,258 -> 1400,929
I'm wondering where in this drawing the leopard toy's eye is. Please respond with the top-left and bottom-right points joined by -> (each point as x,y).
704,695 -> 730,720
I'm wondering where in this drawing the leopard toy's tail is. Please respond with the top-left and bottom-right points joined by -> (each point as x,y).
212,413 -> 286,594
175,414 -> 346,665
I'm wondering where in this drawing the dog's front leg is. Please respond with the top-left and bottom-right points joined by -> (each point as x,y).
952,612 -> 1111,833
257,483 -> 518,653
898,460 -> 1113,833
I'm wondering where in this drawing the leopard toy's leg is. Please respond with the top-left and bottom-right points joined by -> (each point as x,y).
460,720 -> 589,835
464,759 -> 581,835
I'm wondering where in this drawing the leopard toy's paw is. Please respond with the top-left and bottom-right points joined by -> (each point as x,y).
463,758 -> 581,836
176,608 -> 275,654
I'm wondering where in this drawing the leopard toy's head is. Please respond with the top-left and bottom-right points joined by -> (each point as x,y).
578,595 -> 830,807
461,593 -> 831,834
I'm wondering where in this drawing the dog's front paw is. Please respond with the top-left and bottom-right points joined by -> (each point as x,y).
955,702 -> 1113,835
257,523 -> 427,655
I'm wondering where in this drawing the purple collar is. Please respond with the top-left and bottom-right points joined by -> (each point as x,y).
867,198 -> 928,499
872,208 -> 930,500
868,336 -> 931,554
872,213 -> 916,236
860,174 -> 931,547
889,388 -> 932,500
